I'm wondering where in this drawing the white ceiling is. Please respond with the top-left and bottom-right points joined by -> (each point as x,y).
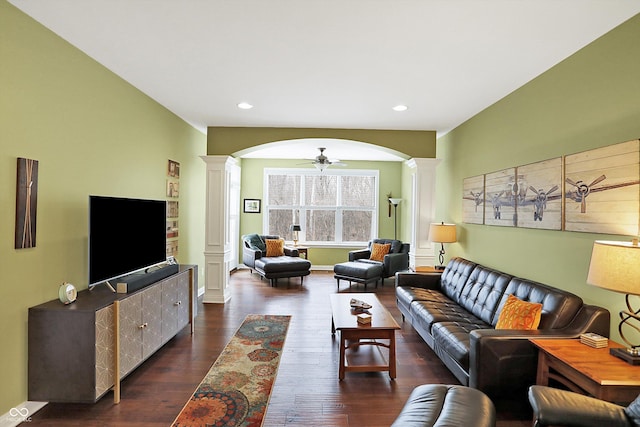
9,1 -> 640,161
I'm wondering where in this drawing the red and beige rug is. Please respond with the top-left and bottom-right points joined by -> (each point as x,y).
173,314 -> 291,427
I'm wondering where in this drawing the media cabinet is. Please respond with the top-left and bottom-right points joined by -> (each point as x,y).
28,265 -> 197,403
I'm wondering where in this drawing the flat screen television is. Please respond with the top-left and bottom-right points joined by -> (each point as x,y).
88,195 -> 167,288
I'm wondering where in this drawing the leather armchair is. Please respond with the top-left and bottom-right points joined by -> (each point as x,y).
348,238 -> 409,278
242,234 -> 299,270
528,385 -> 640,427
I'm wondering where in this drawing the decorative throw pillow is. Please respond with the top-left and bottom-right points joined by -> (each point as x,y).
369,243 -> 391,262
496,294 -> 543,330
265,238 -> 285,257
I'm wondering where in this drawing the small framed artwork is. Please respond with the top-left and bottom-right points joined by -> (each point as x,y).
167,159 -> 180,178
243,199 -> 261,213
166,180 -> 179,198
15,158 -> 39,249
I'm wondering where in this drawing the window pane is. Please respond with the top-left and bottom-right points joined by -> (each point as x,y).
341,176 -> 375,207
305,175 -> 337,206
342,210 -> 372,242
268,209 -> 294,238
268,175 -> 300,205
306,210 -> 335,241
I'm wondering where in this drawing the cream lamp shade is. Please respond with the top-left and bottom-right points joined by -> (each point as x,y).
587,239 -> 640,364
587,240 -> 640,295
429,223 -> 457,243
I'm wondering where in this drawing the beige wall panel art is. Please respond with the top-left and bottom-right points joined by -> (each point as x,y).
564,139 -> 639,235
516,157 -> 562,230
484,168 -> 516,227
462,175 -> 485,224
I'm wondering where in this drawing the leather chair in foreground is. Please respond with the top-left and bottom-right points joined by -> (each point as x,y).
528,385 -> 640,427
391,384 -> 496,427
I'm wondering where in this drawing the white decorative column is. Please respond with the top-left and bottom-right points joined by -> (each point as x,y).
201,155 -> 237,303
406,158 -> 441,269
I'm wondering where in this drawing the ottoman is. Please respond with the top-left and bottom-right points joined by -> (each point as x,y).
254,256 -> 311,286
333,261 -> 384,290
391,384 -> 496,427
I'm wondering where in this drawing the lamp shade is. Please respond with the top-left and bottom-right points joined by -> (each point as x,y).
429,223 -> 457,243
388,198 -> 402,206
587,240 -> 640,295
290,224 -> 302,232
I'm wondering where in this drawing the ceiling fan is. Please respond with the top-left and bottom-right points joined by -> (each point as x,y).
303,147 -> 347,171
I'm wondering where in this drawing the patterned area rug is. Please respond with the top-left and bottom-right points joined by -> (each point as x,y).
173,314 -> 291,427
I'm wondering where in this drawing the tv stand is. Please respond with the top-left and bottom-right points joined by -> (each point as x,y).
28,264 -> 197,404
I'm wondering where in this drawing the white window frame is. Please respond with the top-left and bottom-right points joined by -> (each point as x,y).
263,168 -> 379,247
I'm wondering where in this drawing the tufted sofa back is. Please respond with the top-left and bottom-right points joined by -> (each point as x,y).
458,265 -> 513,325
440,258 -> 477,302
492,277 -> 584,329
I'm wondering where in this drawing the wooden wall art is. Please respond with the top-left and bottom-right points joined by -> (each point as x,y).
484,168 -> 516,227
565,139 -> 639,235
462,175 -> 485,224
462,139 -> 640,237
15,157 -> 39,249
516,157 -> 562,230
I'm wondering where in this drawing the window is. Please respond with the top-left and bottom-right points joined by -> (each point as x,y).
264,168 -> 378,245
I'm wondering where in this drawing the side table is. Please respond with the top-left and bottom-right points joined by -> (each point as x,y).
294,246 -> 308,259
414,266 -> 443,273
531,338 -> 640,404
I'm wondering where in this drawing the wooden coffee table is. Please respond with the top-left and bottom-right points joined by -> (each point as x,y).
330,293 -> 400,380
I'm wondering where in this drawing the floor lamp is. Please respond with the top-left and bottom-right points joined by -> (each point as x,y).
388,198 -> 402,240
587,239 -> 640,364
429,222 -> 457,270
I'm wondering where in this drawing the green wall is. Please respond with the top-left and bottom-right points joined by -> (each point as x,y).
208,127 -> 436,159
239,158 -> 404,266
437,13 -> 640,343
1,1 -> 206,413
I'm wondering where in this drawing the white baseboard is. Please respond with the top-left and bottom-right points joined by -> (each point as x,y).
0,401 -> 47,427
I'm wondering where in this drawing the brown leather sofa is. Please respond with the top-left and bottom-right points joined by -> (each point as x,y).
396,257 -> 610,397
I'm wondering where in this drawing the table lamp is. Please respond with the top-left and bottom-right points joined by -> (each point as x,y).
587,239 -> 640,364
290,224 -> 301,246
429,222 -> 457,270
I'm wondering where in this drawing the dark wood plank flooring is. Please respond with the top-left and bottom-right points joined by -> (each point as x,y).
25,270 -> 531,426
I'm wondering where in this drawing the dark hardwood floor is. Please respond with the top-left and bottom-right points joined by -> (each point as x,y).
25,270 -> 532,426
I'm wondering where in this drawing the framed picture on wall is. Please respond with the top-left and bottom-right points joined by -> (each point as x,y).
243,199 -> 261,213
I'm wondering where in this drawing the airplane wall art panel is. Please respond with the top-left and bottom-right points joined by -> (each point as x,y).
462,175 -> 485,224
564,139 -> 639,236
484,168 -> 516,227
516,157 -> 562,230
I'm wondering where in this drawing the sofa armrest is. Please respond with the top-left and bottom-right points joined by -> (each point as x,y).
242,246 -> 262,269
528,385 -> 630,427
469,304 -> 610,396
383,252 -> 409,277
349,248 -> 370,261
283,246 -> 299,257
395,272 -> 442,290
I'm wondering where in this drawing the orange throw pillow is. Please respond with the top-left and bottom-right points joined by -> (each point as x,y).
265,239 -> 285,257
369,243 -> 391,262
496,294 -> 543,330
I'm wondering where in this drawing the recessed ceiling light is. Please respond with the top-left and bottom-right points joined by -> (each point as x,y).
392,105 -> 408,112
237,102 -> 253,110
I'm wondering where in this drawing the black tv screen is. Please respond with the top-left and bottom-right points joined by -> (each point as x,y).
89,195 -> 167,286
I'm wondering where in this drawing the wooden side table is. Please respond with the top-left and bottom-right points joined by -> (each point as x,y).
294,246 -> 308,259
414,266 -> 443,273
531,338 -> 640,404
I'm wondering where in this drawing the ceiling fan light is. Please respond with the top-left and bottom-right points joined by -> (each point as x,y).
314,162 -> 328,171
